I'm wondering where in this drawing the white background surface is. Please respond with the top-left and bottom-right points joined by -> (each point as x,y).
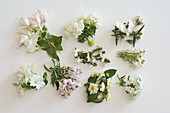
0,0 -> 170,113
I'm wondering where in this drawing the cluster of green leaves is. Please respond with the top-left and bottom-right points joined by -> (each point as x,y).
111,26 -> 126,46
37,26 -> 63,61
117,49 -> 145,68
116,75 -> 127,87
75,46 -> 110,66
44,59 -> 70,90
84,69 -> 117,103
13,73 -> 48,91
78,23 -> 97,46
127,25 -> 145,47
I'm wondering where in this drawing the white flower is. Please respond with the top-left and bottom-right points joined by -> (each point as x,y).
19,34 -> 32,49
106,92 -> 111,101
99,82 -> 105,92
65,19 -> 84,38
18,84 -> 25,95
18,63 -> 35,83
88,83 -> 98,94
86,53 -> 90,62
35,14 -> 41,28
132,16 -> 144,25
124,76 -> 144,98
85,14 -> 101,27
116,21 -> 126,33
74,48 -> 79,57
37,9 -> 48,23
107,78 -> 113,87
127,20 -> 135,34
91,72 -> 99,77
30,74 -> 45,89
97,93 -> 103,99
19,17 -> 30,27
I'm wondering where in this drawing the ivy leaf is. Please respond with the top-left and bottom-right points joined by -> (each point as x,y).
37,39 -> 49,49
54,36 -> 62,45
104,69 -> 117,78
46,47 -> 60,61
55,44 -> 63,51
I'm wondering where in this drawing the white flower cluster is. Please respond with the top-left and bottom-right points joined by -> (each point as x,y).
87,72 -> 113,101
118,75 -> 144,98
14,63 -> 46,95
18,10 -> 48,50
116,16 -> 144,36
64,14 -> 101,38
59,67 -> 82,98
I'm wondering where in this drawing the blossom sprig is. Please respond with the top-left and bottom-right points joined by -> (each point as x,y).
117,75 -> 143,98
44,59 -> 82,98
65,14 -> 101,46
117,49 -> 145,68
17,10 -> 63,61
74,46 -> 110,66
84,69 -> 117,103
112,16 -> 145,47
13,63 -> 48,95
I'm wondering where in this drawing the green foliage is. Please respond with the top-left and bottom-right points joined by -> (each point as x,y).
44,59 -> 70,90
78,23 -> 97,46
37,26 -> 63,61
111,26 -> 126,46
75,46 -> 110,66
84,69 -> 117,103
117,49 -> 145,68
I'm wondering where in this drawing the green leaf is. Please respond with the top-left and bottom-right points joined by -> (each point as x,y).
46,47 -> 60,61
104,69 -> 117,78
47,33 -> 52,40
21,83 -> 35,90
12,83 -> 18,86
55,44 -> 63,51
88,76 -> 97,83
54,36 -> 62,45
87,94 -> 104,103
117,75 -> 126,87
43,72 -> 48,85
37,39 -> 49,49
133,36 -> 136,47
42,26 -> 48,32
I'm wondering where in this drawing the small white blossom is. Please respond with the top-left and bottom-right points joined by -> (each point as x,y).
107,78 -> 113,87
118,75 -> 144,98
106,92 -> 111,102
19,35 -> 32,49
30,74 -> 45,89
88,83 -> 98,94
99,82 -> 105,92
19,17 -> 30,27
85,14 -> 101,27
